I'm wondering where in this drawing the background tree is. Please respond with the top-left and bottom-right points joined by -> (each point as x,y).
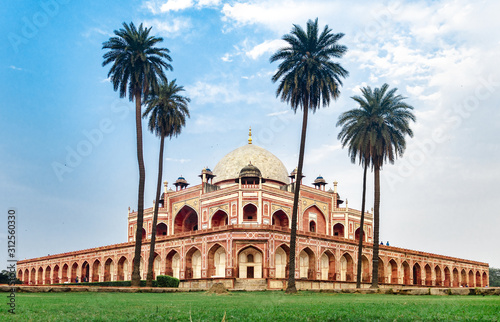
349,84 -> 415,288
490,267 -> 500,287
337,106 -> 373,288
270,18 -> 348,293
102,22 -> 172,286
143,80 -> 190,287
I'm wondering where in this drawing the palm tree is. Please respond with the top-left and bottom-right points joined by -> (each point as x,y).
344,84 -> 415,288
337,108 -> 371,288
102,22 -> 172,286
143,80 -> 190,287
270,18 -> 348,293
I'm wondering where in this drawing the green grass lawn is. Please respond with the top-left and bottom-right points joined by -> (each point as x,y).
2,291 -> 499,321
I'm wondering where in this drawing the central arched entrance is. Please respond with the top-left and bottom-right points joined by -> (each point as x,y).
238,246 -> 262,278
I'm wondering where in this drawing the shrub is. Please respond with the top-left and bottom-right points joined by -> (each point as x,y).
156,275 -> 180,288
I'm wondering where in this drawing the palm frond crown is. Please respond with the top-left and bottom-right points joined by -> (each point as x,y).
270,18 -> 349,113
142,79 -> 191,138
102,22 -> 173,100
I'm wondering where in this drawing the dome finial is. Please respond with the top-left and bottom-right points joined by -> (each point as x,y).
248,126 -> 252,145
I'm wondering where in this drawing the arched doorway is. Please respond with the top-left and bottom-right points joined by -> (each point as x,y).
435,265 -> 442,286
37,267 -> 43,284
272,210 -> 289,228
460,269 -> 467,287
81,261 -> 90,282
378,258 -> 385,284
340,253 -> 354,281
186,248 -> 202,279
468,270 -> 474,287
413,263 -> 421,285
388,259 -> 398,284
61,264 -> 68,283
475,271 -> 481,287
361,255 -> 370,282
303,206 -> 326,234
208,245 -> 226,277
156,223 -> 168,237
24,269 -> 29,284
53,265 -> 60,284
243,204 -> 258,222
402,262 -> 410,285
354,228 -> 361,242
104,258 -> 114,282
275,245 -> 289,279
174,206 -> 199,233
482,272 -> 488,286
424,264 -> 432,286
333,223 -> 344,238
30,268 -> 36,285
320,251 -> 335,281
444,267 -> 451,287
165,250 -> 180,279
92,260 -> 101,282
117,257 -> 129,281
299,248 -> 315,279
211,210 -> 228,228
238,247 -> 263,278
45,266 -> 51,284
71,263 -> 78,283
17,270 -> 23,284
452,268 -> 459,287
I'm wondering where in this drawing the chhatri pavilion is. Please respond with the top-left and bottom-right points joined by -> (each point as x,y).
17,130 -> 489,290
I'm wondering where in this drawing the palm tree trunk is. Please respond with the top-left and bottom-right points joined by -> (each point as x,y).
131,91 -> 146,287
286,101 -> 309,294
146,136 -> 165,287
370,165 -> 380,288
356,161 -> 368,288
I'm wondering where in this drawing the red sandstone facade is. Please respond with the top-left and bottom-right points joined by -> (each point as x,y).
17,141 -> 489,289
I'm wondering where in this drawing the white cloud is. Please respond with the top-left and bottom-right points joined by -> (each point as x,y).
221,53 -> 233,62
144,0 -> 221,14
144,18 -> 192,37
9,65 -> 23,71
196,0 -> 220,7
266,110 -> 288,117
221,1 -> 344,33
160,0 -> 193,12
165,157 -> 191,163
187,80 -> 259,105
246,39 -> 285,60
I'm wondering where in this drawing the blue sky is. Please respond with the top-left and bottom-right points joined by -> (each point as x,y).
1,0 -> 499,269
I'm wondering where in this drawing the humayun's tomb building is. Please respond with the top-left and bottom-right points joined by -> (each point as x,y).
17,132 -> 489,290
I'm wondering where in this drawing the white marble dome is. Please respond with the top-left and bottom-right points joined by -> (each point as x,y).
213,144 -> 290,184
